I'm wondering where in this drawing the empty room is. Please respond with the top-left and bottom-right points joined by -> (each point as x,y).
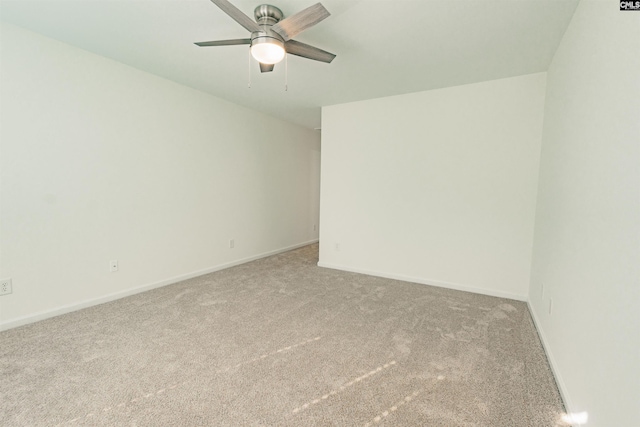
0,0 -> 638,426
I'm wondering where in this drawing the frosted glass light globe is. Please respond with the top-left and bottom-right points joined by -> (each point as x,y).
251,39 -> 285,65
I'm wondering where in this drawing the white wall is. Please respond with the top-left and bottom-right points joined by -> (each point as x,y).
0,23 -> 320,329
319,73 -> 546,300
529,1 -> 640,425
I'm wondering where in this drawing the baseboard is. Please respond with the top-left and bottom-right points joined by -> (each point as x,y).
527,301 -> 579,425
0,239 -> 319,332
316,261 -> 528,302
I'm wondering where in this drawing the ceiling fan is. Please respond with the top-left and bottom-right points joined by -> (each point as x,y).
195,0 -> 336,73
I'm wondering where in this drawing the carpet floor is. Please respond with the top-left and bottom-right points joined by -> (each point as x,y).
1,244 -> 567,426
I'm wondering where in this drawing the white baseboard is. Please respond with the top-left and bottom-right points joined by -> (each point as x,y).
527,301 -> 578,425
316,261 -> 528,302
0,239 -> 318,332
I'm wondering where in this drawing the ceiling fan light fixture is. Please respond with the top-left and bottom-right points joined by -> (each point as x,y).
251,37 -> 285,64
195,1 -> 336,72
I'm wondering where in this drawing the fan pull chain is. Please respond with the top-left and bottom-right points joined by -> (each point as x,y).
285,54 -> 288,92
248,46 -> 251,89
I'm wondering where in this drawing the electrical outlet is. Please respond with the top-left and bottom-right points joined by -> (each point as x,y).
229,239 -> 235,249
313,224 -> 317,231
0,278 -> 12,296
548,298 -> 553,315
335,243 -> 340,251
110,260 -> 119,272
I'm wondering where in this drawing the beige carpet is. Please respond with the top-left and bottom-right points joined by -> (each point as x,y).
0,244 -> 567,426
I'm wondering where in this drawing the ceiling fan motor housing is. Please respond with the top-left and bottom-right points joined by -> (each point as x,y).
250,28 -> 284,45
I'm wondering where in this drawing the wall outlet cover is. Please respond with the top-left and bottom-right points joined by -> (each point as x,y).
0,278 -> 13,295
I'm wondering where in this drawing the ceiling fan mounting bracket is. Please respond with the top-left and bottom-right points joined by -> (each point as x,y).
254,4 -> 284,26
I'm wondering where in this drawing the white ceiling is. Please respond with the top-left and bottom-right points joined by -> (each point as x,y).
1,0 -> 579,129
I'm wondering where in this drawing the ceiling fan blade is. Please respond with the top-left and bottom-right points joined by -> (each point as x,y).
271,3 -> 330,41
259,63 -> 275,73
285,40 -> 335,63
209,0 -> 260,33
195,38 -> 250,47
